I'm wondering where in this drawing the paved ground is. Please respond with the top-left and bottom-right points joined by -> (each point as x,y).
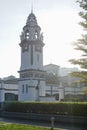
0,117 -> 87,130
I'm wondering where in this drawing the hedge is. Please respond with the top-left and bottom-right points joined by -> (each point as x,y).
2,101 -> 87,116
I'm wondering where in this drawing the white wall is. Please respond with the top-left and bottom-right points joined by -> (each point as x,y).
4,84 -> 18,94
39,96 -> 56,102
0,82 -> 18,102
18,79 -> 46,101
0,89 -> 4,102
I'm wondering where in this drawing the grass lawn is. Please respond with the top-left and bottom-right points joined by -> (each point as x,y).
0,122 -> 63,130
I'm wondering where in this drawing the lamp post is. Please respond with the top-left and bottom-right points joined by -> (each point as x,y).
51,117 -> 55,130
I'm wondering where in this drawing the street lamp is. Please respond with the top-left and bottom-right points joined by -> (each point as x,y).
51,117 -> 55,130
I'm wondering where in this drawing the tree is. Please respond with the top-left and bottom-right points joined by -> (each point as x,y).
69,0 -> 87,82
46,73 -> 59,85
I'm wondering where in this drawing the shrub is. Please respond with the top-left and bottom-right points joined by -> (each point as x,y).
2,101 -> 87,116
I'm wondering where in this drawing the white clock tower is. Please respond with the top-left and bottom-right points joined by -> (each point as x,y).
18,11 -> 46,101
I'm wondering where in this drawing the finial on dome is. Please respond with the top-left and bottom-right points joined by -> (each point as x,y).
31,3 -> 33,13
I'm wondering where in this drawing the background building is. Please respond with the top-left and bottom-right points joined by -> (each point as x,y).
59,67 -> 79,77
0,76 -> 18,106
44,64 -> 60,76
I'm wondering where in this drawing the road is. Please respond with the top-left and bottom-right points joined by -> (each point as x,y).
0,117 -> 87,130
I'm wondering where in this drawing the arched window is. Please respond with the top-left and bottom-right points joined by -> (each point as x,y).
25,30 -> 29,39
35,30 -> 38,39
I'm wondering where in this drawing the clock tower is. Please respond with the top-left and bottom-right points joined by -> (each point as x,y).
18,11 -> 46,101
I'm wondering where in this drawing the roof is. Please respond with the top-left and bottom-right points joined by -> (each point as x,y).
0,78 -> 19,84
44,63 -> 60,68
4,78 -> 19,84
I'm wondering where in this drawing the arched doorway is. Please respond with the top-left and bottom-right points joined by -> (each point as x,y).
5,93 -> 18,101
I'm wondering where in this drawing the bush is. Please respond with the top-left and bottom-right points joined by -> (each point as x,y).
64,94 -> 87,102
2,101 -> 87,117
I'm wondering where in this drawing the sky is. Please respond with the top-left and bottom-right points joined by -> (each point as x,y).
0,0 -> 83,78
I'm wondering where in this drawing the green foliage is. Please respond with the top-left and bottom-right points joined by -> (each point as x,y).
46,73 -> 59,85
83,87 -> 87,94
64,94 -> 87,101
69,0 -> 87,82
70,71 -> 87,82
3,101 -> 87,117
0,123 -> 50,130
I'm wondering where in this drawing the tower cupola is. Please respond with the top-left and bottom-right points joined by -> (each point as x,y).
26,12 -> 37,26
20,12 -> 43,41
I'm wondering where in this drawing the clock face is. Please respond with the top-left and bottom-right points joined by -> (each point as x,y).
22,43 -> 29,52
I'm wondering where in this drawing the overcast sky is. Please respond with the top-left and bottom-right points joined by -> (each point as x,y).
0,0 -> 82,78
